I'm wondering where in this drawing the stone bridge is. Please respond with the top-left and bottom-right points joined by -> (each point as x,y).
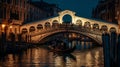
20,10 -> 119,45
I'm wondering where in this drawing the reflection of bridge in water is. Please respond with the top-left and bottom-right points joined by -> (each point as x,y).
20,10 -> 119,45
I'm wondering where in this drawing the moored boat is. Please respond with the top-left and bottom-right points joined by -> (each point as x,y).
49,45 -> 76,53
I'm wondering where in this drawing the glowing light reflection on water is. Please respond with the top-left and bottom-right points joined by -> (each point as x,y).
0,41 -> 104,67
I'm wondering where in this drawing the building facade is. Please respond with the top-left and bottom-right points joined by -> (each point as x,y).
25,0 -> 61,23
0,0 -> 27,25
0,0 -> 27,41
92,0 -> 120,24
0,0 -> 61,41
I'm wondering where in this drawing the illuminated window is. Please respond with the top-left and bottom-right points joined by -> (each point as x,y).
101,25 -> 108,31
84,21 -> 91,28
93,23 -> 99,29
45,22 -> 51,29
37,24 -> 43,30
76,20 -> 82,26
29,26 -> 35,32
22,28 -> 28,34
52,20 -> 59,28
109,27 -> 116,32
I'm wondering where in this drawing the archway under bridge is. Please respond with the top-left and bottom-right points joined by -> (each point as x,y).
37,32 -> 100,45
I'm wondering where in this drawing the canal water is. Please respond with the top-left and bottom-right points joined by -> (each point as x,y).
0,41 -> 104,67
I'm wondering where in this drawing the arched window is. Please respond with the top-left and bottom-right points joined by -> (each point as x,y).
76,20 -> 82,26
62,14 -> 72,23
84,21 -> 91,28
101,25 -> 108,31
93,23 -> 99,30
29,26 -> 35,32
52,20 -> 59,28
109,27 -> 116,32
44,22 -> 51,29
37,24 -> 43,30
22,28 -> 28,34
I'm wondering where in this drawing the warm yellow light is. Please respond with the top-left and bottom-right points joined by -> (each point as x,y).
9,26 -> 12,29
2,24 -> 6,28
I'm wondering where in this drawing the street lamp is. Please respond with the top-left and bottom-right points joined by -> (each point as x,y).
9,25 -> 12,32
9,25 -> 12,29
2,24 -> 6,32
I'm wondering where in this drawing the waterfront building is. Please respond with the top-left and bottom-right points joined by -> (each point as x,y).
25,0 -> 61,23
92,0 -> 120,24
0,0 -> 61,41
0,0 -> 27,41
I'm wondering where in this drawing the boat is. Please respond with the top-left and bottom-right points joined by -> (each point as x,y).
48,38 -> 76,53
49,45 -> 76,53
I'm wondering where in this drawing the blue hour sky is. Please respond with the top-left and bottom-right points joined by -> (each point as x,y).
33,0 -> 99,18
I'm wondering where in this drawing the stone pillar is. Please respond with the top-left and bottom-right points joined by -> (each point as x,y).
69,41 -> 72,48
81,42 -> 84,50
79,41 -> 82,50
25,35 -> 27,42
30,35 -> 31,43
87,42 -> 90,49
84,42 -> 86,49
18,34 -> 22,44
102,33 -> 110,67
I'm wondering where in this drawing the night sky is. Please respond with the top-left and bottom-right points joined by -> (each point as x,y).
34,0 -> 99,18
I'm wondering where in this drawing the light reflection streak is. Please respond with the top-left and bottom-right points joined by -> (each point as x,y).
86,52 -> 92,66
0,46 -> 103,67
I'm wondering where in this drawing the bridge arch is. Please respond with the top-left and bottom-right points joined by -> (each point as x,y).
44,22 -> 51,29
52,20 -> 59,28
84,21 -> 91,29
76,19 -> 82,26
29,26 -> 35,32
22,28 -> 28,34
62,14 -> 72,23
58,10 -> 76,24
37,30 -> 102,45
109,27 -> 116,32
37,24 -> 43,30
20,10 -> 119,45
93,23 -> 99,30
20,10 -> 119,34
101,25 -> 108,32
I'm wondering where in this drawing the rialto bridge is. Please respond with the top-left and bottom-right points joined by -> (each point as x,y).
20,10 -> 118,45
